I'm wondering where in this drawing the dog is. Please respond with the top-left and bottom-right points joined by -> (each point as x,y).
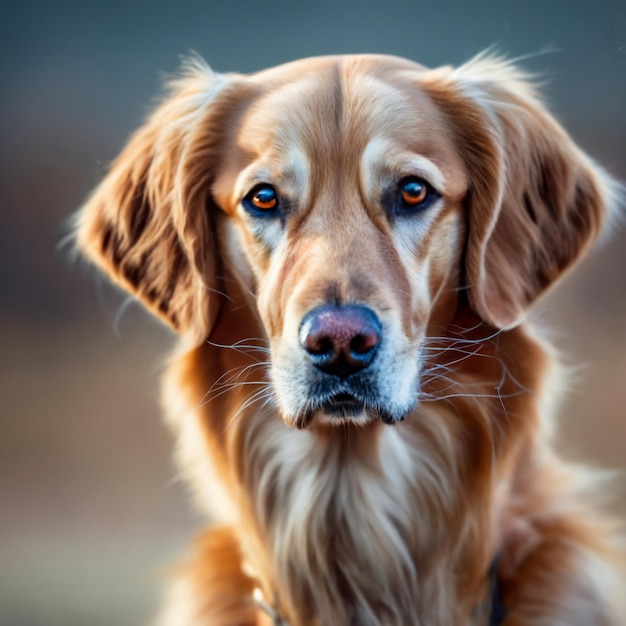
76,53 -> 625,625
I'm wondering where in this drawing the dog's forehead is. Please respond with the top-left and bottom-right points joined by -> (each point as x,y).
239,55 -> 450,160
215,56 -> 468,208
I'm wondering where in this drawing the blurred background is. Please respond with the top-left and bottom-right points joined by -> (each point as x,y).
1,1 -> 625,624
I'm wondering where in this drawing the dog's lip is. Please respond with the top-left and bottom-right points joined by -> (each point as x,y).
320,392 -> 365,417
310,391 -> 406,424
293,376 -> 415,426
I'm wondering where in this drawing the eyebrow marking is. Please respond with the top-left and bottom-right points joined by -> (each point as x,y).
401,155 -> 446,190
361,137 -> 447,192
234,165 -> 274,205
233,146 -> 311,203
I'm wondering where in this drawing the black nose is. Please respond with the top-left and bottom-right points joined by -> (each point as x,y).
299,304 -> 382,377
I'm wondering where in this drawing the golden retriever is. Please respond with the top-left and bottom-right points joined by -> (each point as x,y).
76,53 -> 625,625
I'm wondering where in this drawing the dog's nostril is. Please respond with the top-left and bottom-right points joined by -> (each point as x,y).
305,335 -> 334,356
350,332 -> 378,356
299,304 -> 382,377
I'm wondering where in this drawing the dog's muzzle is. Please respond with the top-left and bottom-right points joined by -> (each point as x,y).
296,304 -> 402,423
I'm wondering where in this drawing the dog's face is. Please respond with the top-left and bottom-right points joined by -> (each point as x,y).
77,54 -> 614,430
212,57 -> 468,427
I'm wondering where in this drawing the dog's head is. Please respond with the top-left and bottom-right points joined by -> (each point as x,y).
77,54 -> 617,429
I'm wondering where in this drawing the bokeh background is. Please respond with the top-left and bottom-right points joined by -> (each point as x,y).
1,1 -> 625,624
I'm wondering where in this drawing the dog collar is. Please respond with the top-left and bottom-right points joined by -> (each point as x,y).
252,587 -> 291,626
487,559 -> 507,626
251,561 -> 507,626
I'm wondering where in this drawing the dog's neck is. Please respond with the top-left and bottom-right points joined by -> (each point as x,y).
231,399 -> 508,625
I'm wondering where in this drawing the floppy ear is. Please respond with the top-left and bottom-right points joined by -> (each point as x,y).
421,54 -> 620,329
76,60 -> 237,345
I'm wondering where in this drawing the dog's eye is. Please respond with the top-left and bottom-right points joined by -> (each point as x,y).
243,184 -> 279,215
397,177 -> 438,213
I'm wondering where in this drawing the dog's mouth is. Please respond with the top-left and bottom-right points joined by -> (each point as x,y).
294,388 -> 405,428
320,392 -> 366,418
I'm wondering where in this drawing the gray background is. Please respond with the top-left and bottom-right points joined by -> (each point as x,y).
1,1 -> 625,625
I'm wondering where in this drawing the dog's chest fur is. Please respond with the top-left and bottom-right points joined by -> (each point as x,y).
220,404 -> 489,625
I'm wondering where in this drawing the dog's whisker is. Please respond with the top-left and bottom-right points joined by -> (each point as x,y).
222,385 -> 274,433
428,319 -> 485,335
201,361 -> 271,401
419,389 -> 526,402
422,348 -> 487,370
420,329 -> 505,347
229,336 -> 271,349
205,377 -> 269,400
205,337 -> 271,360
202,282 -> 235,304
199,379 -> 270,410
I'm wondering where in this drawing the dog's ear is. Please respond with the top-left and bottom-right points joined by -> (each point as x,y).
421,54 -> 620,329
76,60 -> 240,345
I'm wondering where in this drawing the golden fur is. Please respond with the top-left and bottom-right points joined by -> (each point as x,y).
76,53 -> 625,625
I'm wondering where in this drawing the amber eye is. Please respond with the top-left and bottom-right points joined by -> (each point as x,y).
243,184 -> 279,215
252,186 -> 277,209
400,178 -> 429,206
394,177 -> 439,216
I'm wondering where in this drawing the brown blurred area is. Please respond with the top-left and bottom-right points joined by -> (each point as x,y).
1,1 -> 625,625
